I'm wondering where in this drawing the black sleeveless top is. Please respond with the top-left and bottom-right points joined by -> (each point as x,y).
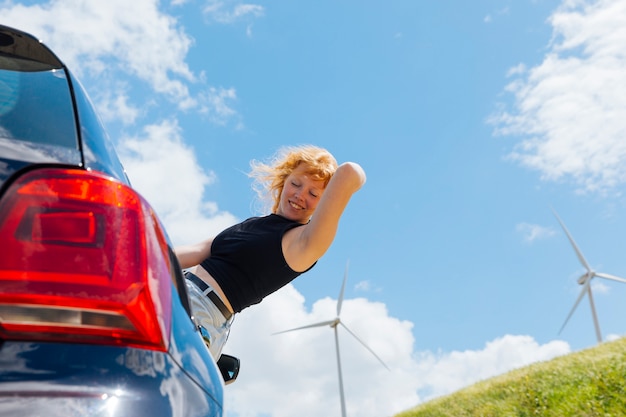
200,214 -> 315,313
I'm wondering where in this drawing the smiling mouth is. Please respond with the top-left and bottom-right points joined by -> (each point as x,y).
289,201 -> 304,210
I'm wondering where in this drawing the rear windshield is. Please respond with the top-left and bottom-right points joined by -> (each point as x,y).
0,64 -> 78,149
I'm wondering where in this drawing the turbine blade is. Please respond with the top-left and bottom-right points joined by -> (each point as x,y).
559,279 -> 590,335
587,285 -> 603,343
273,320 -> 336,335
337,260 -> 349,317
339,322 -> 390,371
551,208 -> 592,272
594,272 -> 626,285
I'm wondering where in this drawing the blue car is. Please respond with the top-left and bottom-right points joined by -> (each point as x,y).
0,24 -> 238,417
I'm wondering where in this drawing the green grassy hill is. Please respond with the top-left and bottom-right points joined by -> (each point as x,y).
395,337 -> 626,417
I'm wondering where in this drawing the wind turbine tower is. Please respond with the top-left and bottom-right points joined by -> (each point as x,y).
274,261 -> 389,417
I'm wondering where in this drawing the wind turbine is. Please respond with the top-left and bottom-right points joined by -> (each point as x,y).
552,208 -> 626,344
274,261 -> 389,417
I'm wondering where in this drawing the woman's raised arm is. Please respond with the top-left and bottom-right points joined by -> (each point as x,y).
283,162 -> 366,271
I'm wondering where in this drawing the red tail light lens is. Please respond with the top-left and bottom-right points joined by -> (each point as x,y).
0,168 -> 172,351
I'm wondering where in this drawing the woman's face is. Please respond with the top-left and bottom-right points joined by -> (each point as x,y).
276,163 -> 326,223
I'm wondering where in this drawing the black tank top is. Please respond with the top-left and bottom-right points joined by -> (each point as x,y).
201,214 -> 315,313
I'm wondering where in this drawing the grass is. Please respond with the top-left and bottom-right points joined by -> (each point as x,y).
394,337 -> 626,417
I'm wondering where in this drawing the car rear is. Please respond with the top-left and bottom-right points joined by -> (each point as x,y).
0,24 -> 226,416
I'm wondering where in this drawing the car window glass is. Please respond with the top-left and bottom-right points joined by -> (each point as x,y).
0,67 -> 77,149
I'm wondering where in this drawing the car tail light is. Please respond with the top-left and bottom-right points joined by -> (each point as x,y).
0,168 -> 172,351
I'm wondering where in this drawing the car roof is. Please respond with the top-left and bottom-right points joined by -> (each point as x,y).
0,24 -> 63,70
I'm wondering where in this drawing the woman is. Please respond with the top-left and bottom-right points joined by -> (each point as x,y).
175,145 -> 366,359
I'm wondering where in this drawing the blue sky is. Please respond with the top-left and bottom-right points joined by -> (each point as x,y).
4,0 -> 626,416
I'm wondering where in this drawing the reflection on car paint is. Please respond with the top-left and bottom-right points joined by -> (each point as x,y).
119,349 -> 167,378
0,138 -> 81,164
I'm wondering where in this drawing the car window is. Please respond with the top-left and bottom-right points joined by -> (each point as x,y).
0,65 -> 78,149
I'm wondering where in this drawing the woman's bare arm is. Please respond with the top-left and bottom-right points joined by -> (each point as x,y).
174,238 -> 214,269
283,162 -> 366,271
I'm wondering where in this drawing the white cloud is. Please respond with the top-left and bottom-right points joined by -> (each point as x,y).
116,119 -> 238,245
516,222 -> 557,243
97,88 -> 142,125
203,1 -> 265,24
199,86 -> 241,126
606,333 -> 623,342
222,286 -> 570,417
484,7 -> 510,23
412,335 -> 569,401
591,279 -> 610,294
507,63 -> 527,77
490,0 -> 626,194
354,280 -> 372,291
354,280 -> 382,293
